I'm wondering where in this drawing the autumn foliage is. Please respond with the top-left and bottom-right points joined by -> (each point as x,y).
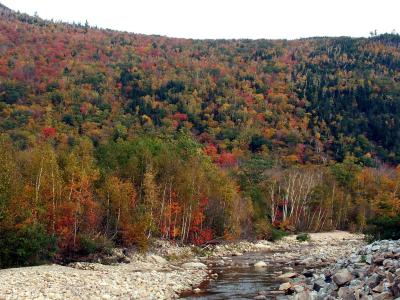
0,5 -> 399,266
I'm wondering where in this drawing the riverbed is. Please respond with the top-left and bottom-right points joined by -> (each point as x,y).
0,232 -> 364,299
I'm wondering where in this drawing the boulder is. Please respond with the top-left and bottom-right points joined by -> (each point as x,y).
279,282 -> 292,291
373,255 -> 385,265
366,273 -> 381,289
333,269 -> 354,286
338,287 -> 356,300
372,283 -> 384,293
294,291 -> 318,300
390,278 -> 400,297
294,284 -> 305,293
254,261 -> 267,268
313,279 -> 326,292
372,292 -> 395,300
303,269 -> 315,277
371,245 -> 381,252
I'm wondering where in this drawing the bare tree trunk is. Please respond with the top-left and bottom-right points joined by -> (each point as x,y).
270,183 -> 276,223
73,184 -> 82,249
159,182 -> 167,231
167,180 -> 173,239
185,203 -> 192,242
51,166 -> 56,236
105,192 -> 110,233
113,206 -> 120,239
34,157 -> 44,221
181,206 -> 187,243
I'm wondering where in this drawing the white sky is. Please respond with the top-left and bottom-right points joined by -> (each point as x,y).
2,0 -> 400,39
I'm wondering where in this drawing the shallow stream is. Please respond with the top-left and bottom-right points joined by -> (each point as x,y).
181,251 -> 305,300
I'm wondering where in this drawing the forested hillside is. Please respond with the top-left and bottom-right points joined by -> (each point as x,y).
0,4 -> 399,266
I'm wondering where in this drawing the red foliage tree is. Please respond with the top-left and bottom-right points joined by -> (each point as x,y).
218,152 -> 236,167
42,127 -> 56,138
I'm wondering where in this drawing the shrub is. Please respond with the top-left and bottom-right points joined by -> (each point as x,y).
253,219 -> 272,240
365,215 -> 400,241
270,228 -> 288,242
79,235 -> 113,255
0,224 -> 57,268
296,233 -> 310,242
253,219 -> 289,242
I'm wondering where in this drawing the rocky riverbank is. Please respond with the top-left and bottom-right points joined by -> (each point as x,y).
276,239 -> 400,300
0,231 -> 364,299
0,255 -> 206,300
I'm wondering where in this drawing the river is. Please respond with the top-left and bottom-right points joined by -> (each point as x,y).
181,251 -> 303,300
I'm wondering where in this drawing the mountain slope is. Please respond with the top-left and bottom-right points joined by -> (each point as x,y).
0,3 -> 399,164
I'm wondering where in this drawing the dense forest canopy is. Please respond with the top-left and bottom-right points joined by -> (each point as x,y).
0,4 -> 399,266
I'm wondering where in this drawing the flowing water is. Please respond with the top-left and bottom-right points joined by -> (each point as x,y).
181,251 -> 303,300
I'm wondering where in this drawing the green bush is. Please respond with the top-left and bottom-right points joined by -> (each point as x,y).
270,228 -> 288,242
0,224 -> 57,268
79,235 -> 113,255
296,233 -> 310,242
365,215 -> 400,241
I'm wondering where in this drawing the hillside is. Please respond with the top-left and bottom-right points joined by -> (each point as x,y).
1,5 -> 400,164
0,4 -> 399,266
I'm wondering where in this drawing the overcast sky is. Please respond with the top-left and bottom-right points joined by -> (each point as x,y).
2,0 -> 400,39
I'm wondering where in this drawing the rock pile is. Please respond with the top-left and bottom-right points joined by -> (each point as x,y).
278,239 -> 400,300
